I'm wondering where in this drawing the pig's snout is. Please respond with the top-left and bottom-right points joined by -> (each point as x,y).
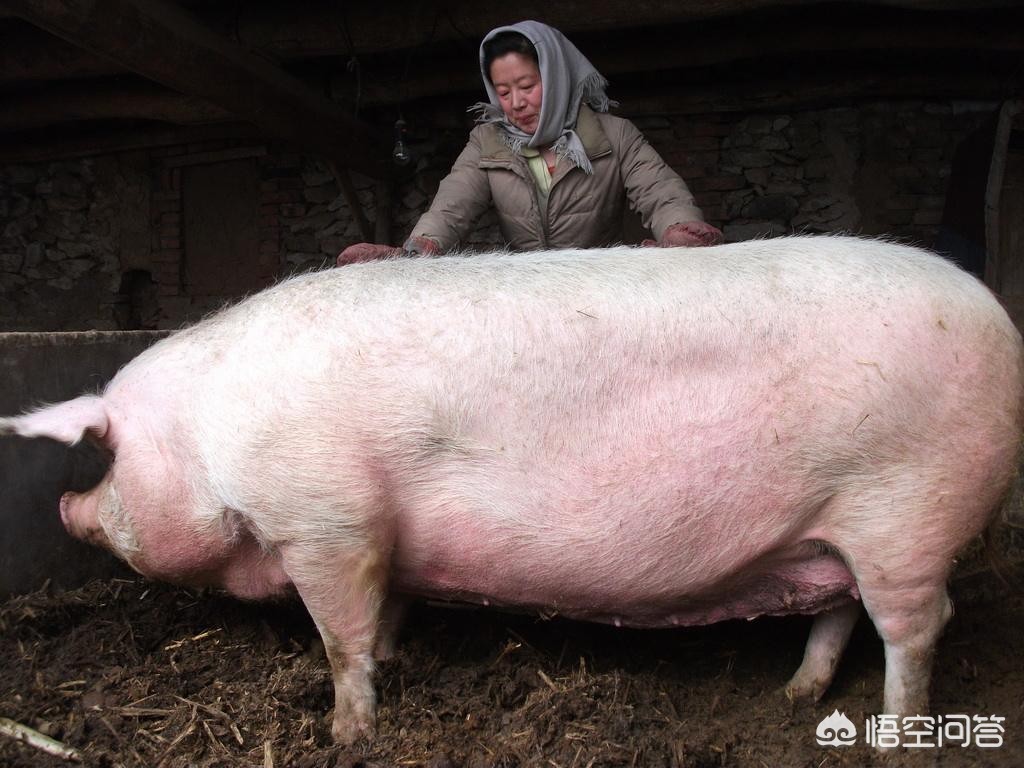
59,490 -> 107,547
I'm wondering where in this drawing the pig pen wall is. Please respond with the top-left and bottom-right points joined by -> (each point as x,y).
0,331 -> 167,599
0,99 -> 1002,332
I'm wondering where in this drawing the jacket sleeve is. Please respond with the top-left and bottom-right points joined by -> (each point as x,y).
409,130 -> 494,252
613,118 -> 705,240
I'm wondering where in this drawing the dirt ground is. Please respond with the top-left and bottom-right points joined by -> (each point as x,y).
1,559 -> 1022,767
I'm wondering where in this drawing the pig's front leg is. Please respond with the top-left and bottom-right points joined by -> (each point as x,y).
281,543 -> 389,743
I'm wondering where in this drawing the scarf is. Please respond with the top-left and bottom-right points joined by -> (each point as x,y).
470,20 -> 616,175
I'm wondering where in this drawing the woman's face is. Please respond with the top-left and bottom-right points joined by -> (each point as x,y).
489,52 -> 543,134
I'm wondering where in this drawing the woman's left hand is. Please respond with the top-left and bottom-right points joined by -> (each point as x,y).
644,221 -> 724,248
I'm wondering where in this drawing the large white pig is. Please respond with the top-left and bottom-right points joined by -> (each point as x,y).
2,236 -> 1021,744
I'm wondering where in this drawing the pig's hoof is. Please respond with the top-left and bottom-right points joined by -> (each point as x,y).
783,677 -> 828,705
331,711 -> 376,745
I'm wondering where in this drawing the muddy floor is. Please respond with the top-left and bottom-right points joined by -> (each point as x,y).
1,563 -> 1022,768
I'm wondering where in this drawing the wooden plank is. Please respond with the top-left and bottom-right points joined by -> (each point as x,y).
3,0 -> 392,178
996,152 -> 1024,304
984,99 -> 1023,291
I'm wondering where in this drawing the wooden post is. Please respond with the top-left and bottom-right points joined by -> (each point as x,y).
984,99 -> 1023,292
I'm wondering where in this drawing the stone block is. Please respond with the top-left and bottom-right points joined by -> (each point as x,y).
744,168 -> 770,188
0,253 -> 23,272
402,189 -> 427,210
744,116 -> 774,135
284,234 -> 319,253
742,194 -> 799,221
303,185 -> 338,205
756,135 -> 790,151
58,259 -> 93,280
692,175 -> 747,193
724,150 -> 774,168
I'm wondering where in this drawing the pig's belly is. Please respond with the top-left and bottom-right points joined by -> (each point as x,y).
392,545 -> 859,628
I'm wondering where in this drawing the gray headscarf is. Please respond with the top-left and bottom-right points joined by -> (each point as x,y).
471,20 -> 616,174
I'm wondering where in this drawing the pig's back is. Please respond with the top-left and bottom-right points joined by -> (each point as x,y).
130,235 -> 1013,387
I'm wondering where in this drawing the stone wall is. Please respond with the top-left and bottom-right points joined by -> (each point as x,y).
0,99 -> 999,331
637,102 -> 994,244
0,153 -> 150,331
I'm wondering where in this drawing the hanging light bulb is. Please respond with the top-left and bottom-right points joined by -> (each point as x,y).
392,118 -> 411,166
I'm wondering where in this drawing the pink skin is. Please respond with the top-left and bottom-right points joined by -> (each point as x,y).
490,52 -> 543,135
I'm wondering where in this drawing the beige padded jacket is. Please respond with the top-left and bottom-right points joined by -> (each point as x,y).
410,106 -> 706,251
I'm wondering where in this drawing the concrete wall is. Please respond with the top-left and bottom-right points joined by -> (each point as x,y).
0,331 -> 166,599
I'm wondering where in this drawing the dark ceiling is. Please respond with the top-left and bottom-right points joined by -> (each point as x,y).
0,0 -> 1021,174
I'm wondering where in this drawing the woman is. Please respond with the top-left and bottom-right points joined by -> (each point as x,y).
339,20 -> 720,263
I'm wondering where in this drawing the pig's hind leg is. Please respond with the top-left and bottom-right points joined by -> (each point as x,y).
856,582 -> 954,729
785,600 -> 861,703
826,487 -> 971,719
281,542 -> 389,744
856,567 -> 954,719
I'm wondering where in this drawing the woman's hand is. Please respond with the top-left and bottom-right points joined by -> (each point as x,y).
336,243 -> 402,265
643,221 -> 724,248
336,237 -> 441,266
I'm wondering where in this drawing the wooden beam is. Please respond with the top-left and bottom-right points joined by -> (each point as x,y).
0,81 -> 232,132
3,0 -> 392,178
0,122 -> 263,164
407,65 -> 1009,126
618,69 -> 1010,116
342,10 -> 1024,107
226,0 -> 1024,58
0,20 -> 119,84
5,4 -> 1018,110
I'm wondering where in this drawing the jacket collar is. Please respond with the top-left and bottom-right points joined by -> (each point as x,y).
479,105 -> 613,164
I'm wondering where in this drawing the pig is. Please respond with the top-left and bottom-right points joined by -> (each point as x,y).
2,235 -> 1021,745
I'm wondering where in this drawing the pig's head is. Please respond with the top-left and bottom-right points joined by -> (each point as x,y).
2,394 -> 293,600
1,395 -> 144,567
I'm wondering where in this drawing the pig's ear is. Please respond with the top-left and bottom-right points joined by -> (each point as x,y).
0,395 -> 109,447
